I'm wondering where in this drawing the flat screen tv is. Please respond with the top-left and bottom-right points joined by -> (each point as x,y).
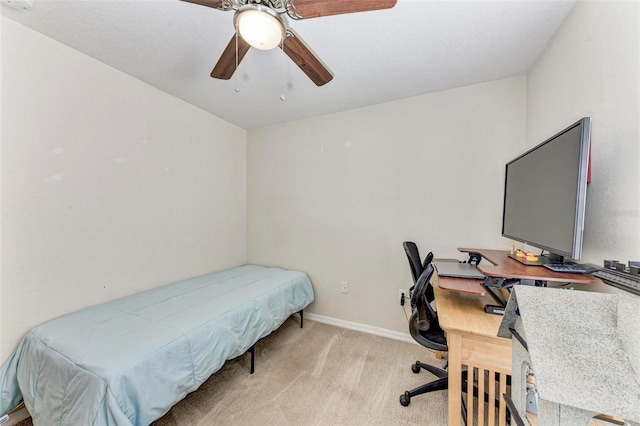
501,117 -> 591,264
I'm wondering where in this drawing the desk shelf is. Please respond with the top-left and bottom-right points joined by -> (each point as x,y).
459,248 -> 596,284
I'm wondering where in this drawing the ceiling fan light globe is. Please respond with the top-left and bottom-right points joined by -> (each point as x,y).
236,7 -> 284,50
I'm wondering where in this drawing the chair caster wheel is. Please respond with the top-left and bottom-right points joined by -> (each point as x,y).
399,392 -> 411,406
411,363 -> 421,374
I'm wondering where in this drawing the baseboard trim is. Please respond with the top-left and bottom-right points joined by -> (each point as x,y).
304,313 -> 415,345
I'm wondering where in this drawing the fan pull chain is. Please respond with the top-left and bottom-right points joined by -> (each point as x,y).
280,37 -> 286,101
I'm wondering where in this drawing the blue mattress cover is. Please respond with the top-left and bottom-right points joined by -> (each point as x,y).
0,265 -> 314,425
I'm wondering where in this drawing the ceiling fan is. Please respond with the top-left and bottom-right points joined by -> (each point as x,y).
181,0 -> 398,86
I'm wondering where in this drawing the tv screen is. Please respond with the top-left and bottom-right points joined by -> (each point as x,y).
502,117 -> 591,262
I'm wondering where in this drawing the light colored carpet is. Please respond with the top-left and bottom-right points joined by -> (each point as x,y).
18,318 -> 448,425
152,319 -> 448,425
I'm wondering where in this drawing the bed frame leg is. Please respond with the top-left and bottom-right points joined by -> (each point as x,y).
299,310 -> 304,328
249,344 -> 255,374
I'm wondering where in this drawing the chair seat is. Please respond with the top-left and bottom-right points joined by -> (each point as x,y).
419,322 -> 447,347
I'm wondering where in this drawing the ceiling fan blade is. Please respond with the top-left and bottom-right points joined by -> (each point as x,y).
180,0 -> 225,9
291,0 -> 397,19
211,34 -> 251,80
281,29 -> 333,86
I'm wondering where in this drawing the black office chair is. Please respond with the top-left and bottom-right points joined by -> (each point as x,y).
402,241 -> 434,301
399,264 -> 449,407
399,258 -> 507,425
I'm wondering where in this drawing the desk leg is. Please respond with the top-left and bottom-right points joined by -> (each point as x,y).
447,333 -> 463,426
450,333 -> 512,426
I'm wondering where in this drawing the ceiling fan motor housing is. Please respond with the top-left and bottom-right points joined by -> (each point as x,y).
233,4 -> 287,50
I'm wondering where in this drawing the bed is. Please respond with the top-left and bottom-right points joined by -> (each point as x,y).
0,264 -> 314,425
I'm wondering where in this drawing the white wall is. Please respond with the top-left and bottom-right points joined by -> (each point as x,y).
0,18 -> 247,360
526,1 -> 640,281
247,77 -> 526,333
3,0 -> 635,358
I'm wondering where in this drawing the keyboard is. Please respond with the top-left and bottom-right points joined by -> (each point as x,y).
543,263 -> 599,274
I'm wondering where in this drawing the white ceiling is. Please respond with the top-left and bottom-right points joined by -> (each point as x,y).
1,0 -> 576,129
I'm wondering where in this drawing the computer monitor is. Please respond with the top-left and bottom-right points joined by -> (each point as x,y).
501,117 -> 591,264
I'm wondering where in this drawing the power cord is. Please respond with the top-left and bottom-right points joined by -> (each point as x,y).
400,299 -> 410,322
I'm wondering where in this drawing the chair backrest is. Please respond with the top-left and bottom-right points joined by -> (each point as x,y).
411,264 -> 434,309
411,264 -> 436,320
422,251 -> 434,269
409,264 -> 447,352
403,241 -> 435,302
422,251 -> 435,302
403,241 -> 423,284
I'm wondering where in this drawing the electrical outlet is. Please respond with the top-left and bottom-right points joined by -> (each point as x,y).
341,282 -> 349,293
399,289 -> 407,306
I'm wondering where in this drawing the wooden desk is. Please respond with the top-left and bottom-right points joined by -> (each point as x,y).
434,274 -> 512,426
435,248 -> 595,425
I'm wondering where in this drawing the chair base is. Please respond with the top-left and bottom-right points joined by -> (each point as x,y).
399,360 -> 448,407
400,362 -> 473,425
399,377 -> 448,406
411,360 -> 448,378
